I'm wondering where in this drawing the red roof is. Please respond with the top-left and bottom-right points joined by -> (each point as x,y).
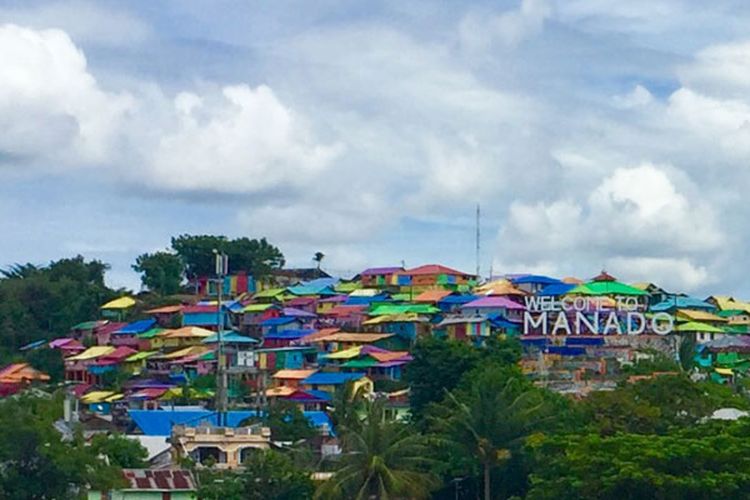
121,469 -> 196,491
401,264 -> 472,276
182,305 -> 217,314
592,270 -> 617,282
96,322 -> 127,336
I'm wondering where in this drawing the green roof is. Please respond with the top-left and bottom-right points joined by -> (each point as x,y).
717,309 -> 748,318
138,328 -> 166,339
568,281 -> 648,296
369,304 -> 440,316
243,303 -> 275,313
341,358 -> 379,368
675,321 -> 724,333
253,288 -> 285,299
72,321 -> 101,330
335,282 -> 362,293
125,350 -> 158,362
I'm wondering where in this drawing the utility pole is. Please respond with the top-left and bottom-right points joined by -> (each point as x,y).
214,250 -> 229,426
475,204 -> 481,279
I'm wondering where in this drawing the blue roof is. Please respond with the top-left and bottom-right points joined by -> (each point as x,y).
287,281 -> 337,296
651,296 -> 714,312
116,319 -> 156,335
345,295 -> 389,305
261,317 -> 301,326
203,332 -> 259,344
438,294 -> 477,305
511,275 -> 562,285
538,283 -> 576,296
20,339 -> 46,351
264,329 -> 315,340
129,409 -> 333,436
302,372 -> 366,385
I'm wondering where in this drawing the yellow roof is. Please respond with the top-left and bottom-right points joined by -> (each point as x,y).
162,327 -> 214,338
81,391 -> 123,403
716,368 -> 734,376
324,346 -> 362,359
315,332 -> 393,344
475,279 -> 526,296
100,296 -> 136,310
272,369 -> 318,380
66,346 -> 115,361
362,314 -> 425,325
266,386 -> 297,397
676,309 -> 728,323
159,345 -> 211,360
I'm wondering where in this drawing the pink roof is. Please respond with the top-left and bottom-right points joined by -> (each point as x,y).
49,338 -> 82,349
99,346 -> 137,362
462,296 -> 525,310
361,267 -> 404,276
286,297 -> 316,306
121,469 -> 196,491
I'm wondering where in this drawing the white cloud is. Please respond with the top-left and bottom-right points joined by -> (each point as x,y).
495,164 -> 723,291
148,84 -> 342,193
459,0 -> 552,51
0,24 -> 133,165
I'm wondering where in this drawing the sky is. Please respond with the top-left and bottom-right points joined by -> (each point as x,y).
2,0 -> 750,295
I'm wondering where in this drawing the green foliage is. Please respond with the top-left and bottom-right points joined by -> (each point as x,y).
90,433 -> 149,469
0,255 -> 118,362
23,347 -> 64,382
526,423 -> 750,500
170,234 -> 285,280
581,374 -> 750,435
316,400 -> 439,500
267,401 -> 317,442
431,365 -> 549,500
679,332 -> 697,371
197,449 -> 314,500
404,336 -> 522,427
132,251 -> 184,295
0,391 -> 123,498
619,351 -> 680,377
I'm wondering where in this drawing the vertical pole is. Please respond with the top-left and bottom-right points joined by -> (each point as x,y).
215,252 -> 228,426
475,204 -> 481,280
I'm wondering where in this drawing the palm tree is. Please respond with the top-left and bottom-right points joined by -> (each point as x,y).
313,252 -> 325,271
433,367 -> 548,500
316,400 -> 439,499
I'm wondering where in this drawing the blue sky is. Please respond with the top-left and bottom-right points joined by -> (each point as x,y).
2,0 -> 750,295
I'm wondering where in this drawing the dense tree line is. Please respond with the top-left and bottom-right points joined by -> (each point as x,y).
0,256 -> 119,362
133,234 -> 285,294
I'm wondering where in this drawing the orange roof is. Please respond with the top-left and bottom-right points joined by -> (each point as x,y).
562,277 -> 583,284
475,280 -> 526,296
0,363 -> 50,384
145,305 -> 184,314
272,369 -> 318,380
266,386 -> 296,397
299,328 -> 340,344
413,290 -> 453,303
369,351 -> 411,363
162,327 -> 214,338
314,332 -> 393,344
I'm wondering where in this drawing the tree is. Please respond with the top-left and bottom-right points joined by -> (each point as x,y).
404,336 -> 522,427
580,374 -> 750,435
90,433 -> 149,468
313,252 -> 325,271
24,347 -> 64,382
266,401 -> 317,442
328,380 -> 366,432
431,366 -> 548,500
132,251 -> 184,295
0,391 -> 123,498
0,256 -> 118,361
316,400 -> 439,500
171,234 -> 285,280
526,424 -> 750,500
197,450 -> 314,500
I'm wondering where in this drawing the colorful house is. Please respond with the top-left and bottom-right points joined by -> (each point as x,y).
460,296 -> 525,321
111,319 -> 157,348
392,264 -> 474,290
300,372 -> 373,397
0,363 -> 50,396
87,469 -> 197,500
359,267 -> 404,288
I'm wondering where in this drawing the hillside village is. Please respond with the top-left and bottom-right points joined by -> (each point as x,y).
5,252 -> 750,497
